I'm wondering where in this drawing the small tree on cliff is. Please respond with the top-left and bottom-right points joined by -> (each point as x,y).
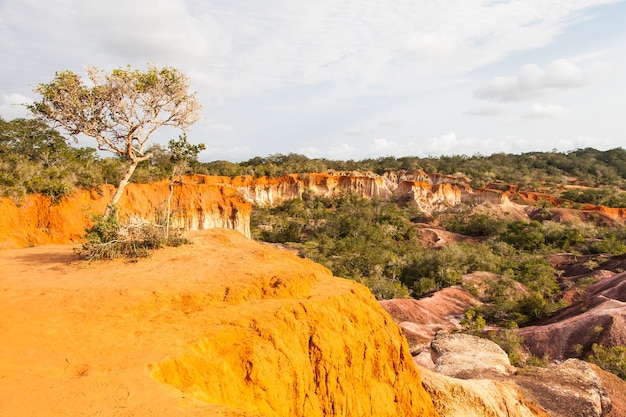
28,65 -> 201,216
165,134 -> 205,239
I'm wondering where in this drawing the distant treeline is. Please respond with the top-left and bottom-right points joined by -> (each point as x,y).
206,149 -> 626,190
2,116 -> 626,204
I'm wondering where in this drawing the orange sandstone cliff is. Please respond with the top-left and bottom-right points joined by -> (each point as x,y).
0,171 -> 473,248
0,179 -> 251,248
0,229 -> 439,417
4,171 -> 625,249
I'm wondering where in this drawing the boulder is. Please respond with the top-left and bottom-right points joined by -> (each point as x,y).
430,332 -> 516,379
420,367 -> 548,417
380,287 -> 480,357
514,359 -> 612,417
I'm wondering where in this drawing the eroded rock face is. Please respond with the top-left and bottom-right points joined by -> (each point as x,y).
0,229 -> 438,417
0,179 -> 251,248
224,171 -> 473,211
514,359 -> 612,417
591,364 -> 626,417
519,273 -> 626,359
380,287 -> 481,365
4,171 -> 626,249
430,332 -> 516,379
420,367 -> 548,417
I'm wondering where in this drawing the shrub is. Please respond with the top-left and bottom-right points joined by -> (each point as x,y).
486,324 -> 527,367
78,210 -> 188,261
441,213 -> 506,237
588,343 -> 626,380
355,274 -> 410,300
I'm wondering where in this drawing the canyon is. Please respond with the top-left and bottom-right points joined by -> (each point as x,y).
2,170 -> 624,249
2,171 -> 626,416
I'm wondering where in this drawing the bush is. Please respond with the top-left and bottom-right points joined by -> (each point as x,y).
486,324 -> 527,367
588,343 -> 626,380
355,274 -> 410,300
441,213 -> 506,237
78,210 -> 188,261
499,220 -> 546,252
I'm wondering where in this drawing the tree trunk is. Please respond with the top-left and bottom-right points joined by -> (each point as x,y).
104,159 -> 141,217
165,167 -> 178,239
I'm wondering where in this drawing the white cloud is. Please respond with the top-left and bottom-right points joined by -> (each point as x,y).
420,132 -> 460,155
371,138 -> 391,152
327,143 -> 357,159
475,59 -> 603,102
74,0 -> 211,62
298,146 -> 321,157
203,143 -> 251,160
0,93 -> 32,119
1,0 -> 624,160
523,103 -> 571,119
466,104 -> 506,116
206,123 -> 234,133
2,0 -> 618,100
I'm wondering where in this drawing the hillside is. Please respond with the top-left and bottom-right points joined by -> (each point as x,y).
3,171 -> 626,415
0,229 -> 438,416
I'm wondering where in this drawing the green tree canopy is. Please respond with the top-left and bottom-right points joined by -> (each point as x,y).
29,65 -> 201,215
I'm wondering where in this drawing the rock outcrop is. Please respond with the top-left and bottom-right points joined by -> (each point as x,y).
0,179 -> 251,248
420,367 -> 548,417
419,333 -> 546,417
380,287 -> 481,367
514,359 -> 612,417
421,332 -> 614,417
430,333 -> 516,379
0,229 -> 438,417
519,272 -> 626,359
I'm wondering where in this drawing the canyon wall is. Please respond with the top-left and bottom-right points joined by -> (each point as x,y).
206,170 -> 478,210
3,171 -> 624,249
0,179 -> 251,248
0,170 -> 482,249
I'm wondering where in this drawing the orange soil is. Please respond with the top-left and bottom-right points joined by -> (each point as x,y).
0,180 -> 250,249
0,229 -> 437,417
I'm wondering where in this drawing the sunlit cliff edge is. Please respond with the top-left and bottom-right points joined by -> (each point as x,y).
0,229 -> 438,417
0,178 -> 251,248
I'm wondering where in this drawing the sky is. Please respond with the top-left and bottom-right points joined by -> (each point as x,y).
1,0 -> 625,162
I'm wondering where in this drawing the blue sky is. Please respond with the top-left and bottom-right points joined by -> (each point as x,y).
1,0 -> 625,162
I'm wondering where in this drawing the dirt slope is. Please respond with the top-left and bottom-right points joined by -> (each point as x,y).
0,229 -> 437,417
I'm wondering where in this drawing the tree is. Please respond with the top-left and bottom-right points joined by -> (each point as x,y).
165,134 -> 205,238
0,117 -> 102,199
29,65 -> 201,215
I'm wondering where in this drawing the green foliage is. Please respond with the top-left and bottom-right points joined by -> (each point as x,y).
0,117 -> 106,200
79,209 -> 189,261
561,187 -> 626,207
474,254 -> 569,326
460,308 -> 486,335
252,193 -> 417,299
486,324 -> 527,367
440,213 -> 507,237
355,274 -> 411,300
499,220 -> 546,252
542,221 -> 587,250
585,232 -> 626,255
588,343 -> 626,380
